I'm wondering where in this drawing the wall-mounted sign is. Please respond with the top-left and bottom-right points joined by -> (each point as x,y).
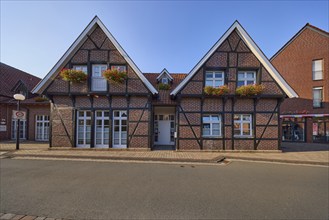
312,123 -> 318,135
0,125 -> 6,131
12,110 -> 26,120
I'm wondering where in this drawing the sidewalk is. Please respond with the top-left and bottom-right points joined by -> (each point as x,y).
1,141 -> 328,166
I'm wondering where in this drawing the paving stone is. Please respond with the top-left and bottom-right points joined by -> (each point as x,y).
34,217 -> 46,220
0,213 -> 16,219
20,216 -> 36,220
44,218 -> 55,220
11,215 -> 25,220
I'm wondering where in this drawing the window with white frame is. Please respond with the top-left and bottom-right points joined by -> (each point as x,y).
161,77 -> 169,84
73,65 -> 88,73
312,59 -> 323,80
11,119 -> 27,139
313,87 -> 323,108
91,64 -> 107,91
205,71 -> 224,88
234,114 -> 252,137
202,115 -> 221,137
35,115 -> 50,141
237,71 -> 256,87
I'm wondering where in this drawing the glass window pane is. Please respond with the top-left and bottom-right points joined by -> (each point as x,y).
205,80 -> 212,87
246,80 -> 254,85
206,73 -> 213,79
238,73 -> 245,79
215,73 -> 222,78
213,130 -> 220,136
237,81 -> 244,87
247,72 -> 255,78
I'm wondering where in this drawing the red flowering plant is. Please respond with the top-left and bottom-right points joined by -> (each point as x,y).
235,84 -> 264,96
204,85 -> 229,96
102,68 -> 127,84
59,68 -> 87,83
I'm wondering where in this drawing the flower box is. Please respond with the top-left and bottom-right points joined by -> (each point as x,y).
204,85 -> 229,96
60,69 -> 87,83
159,83 -> 171,90
103,69 -> 127,84
235,84 -> 264,96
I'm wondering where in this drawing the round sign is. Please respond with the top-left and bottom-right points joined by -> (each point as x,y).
16,111 -> 24,117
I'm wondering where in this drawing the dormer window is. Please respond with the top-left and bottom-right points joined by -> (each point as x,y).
157,68 -> 173,84
162,78 -> 169,84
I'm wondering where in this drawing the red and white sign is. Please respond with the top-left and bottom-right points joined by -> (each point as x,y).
12,110 -> 26,120
312,123 -> 318,136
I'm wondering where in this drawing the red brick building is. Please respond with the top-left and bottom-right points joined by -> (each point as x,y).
33,16 -> 297,150
0,63 -> 50,141
271,24 -> 329,144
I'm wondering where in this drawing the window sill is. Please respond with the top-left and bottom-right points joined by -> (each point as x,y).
233,135 -> 254,139
202,136 -> 222,139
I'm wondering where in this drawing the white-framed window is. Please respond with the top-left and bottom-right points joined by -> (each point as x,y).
73,65 -> 88,73
205,71 -> 225,88
161,77 -> 169,84
237,71 -> 256,87
234,114 -> 252,137
95,111 -> 110,148
77,111 -> 91,148
313,87 -> 323,108
202,115 -> 221,137
312,59 -> 323,80
91,64 -> 107,91
11,119 -> 27,139
35,115 -> 50,141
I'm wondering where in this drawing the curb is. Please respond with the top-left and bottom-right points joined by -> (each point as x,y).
224,155 -> 329,166
5,153 -> 226,164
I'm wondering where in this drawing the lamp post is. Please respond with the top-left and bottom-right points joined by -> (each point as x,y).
13,94 -> 25,150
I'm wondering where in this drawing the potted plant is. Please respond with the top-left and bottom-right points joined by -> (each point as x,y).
159,83 -> 171,90
204,85 -> 229,96
60,68 -> 87,83
235,84 -> 264,96
103,68 -> 127,84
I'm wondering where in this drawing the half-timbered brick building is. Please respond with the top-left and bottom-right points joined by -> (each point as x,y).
33,16 -> 297,150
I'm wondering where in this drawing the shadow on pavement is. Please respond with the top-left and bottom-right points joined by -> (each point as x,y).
281,142 -> 329,152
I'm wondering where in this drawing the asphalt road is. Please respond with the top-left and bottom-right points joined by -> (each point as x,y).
0,159 -> 328,220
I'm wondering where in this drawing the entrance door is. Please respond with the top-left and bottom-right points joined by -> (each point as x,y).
113,110 -> 127,148
95,111 -> 110,148
158,121 -> 171,145
154,114 -> 175,145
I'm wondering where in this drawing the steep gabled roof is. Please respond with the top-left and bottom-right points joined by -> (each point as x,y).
171,21 -> 298,98
0,62 -> 41,99
271,23 -> 329,61
32,16 -> 158,95
156,68 -> 174,81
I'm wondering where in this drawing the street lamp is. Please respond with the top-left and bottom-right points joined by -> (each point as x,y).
13,94 -> 25,150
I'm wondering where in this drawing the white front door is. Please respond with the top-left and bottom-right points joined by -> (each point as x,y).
158,121 -> 171,145
113,110 -> 127,148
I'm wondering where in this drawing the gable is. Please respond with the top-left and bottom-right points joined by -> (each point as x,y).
171,21 -> 298,98
32,16 -> 157,95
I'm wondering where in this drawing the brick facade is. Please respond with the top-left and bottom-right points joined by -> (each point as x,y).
38,18 -> 291,150
271,24 -> 329,143
176,30 -> 284,150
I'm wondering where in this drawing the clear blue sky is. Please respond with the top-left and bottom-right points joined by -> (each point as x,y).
1,1 -> 328,78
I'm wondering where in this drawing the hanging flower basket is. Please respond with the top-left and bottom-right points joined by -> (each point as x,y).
159,83 -> 171,90
60,69 -> 87,83
34,96 -> 49,102
204,85 -> 229,96
235,84 -> 264,96
102,69 -> 127,84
